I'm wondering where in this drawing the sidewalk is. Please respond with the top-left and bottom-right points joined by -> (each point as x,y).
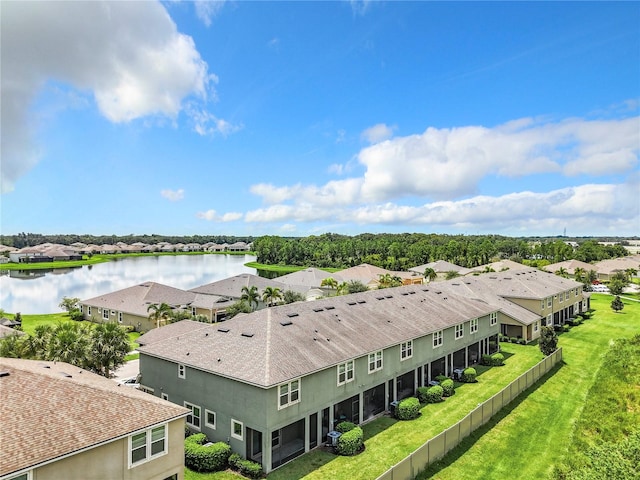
112,359 -> 139,381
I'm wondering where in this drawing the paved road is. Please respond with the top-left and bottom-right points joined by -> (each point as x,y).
113,359 -> 139,382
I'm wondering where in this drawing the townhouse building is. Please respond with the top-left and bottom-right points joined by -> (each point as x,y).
137,284 -> 500,473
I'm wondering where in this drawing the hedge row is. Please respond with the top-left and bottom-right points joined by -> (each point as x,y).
184,434 -> 231,472
418,385 -> 444,404
336,425 -> 364,456
229,453 -> 263,479
482,352 -> 504,366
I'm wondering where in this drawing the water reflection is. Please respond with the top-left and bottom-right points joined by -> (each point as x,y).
0,254 -> 257,314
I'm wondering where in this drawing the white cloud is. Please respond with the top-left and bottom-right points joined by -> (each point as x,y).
361,123 -> 395,144
188,106 -> 243,137
248,115 -> 639,208
194,1 -> 226,27
350,0 -> 372,16
243,180 -> 639,235
196,209 -> 243,222
0,1 -> 220,193
161,188 -> 185,201
280,224 -> 297,233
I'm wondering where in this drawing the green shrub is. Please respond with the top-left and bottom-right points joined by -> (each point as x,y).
489,341 -> 498,350
499,334 -> 508,342
416,386 -> 430,404
335,421 -> 356,434
424,385 -> 444,403
510,337 -> 519,343
490,353 -> 504,366
435,375 -> 448,383
184,434 -> 231,472
481,354 -> 493,366
336,426 -> 364,456
229,453 -> 263,478
440,378 -> 455,397
563,324 -> 571,332
229,453 -> 242,468
518,338 -> 527,345
462,367 -> 477,383
396,397 -> 420,420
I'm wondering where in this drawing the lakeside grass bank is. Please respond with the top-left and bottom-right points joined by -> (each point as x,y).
244,262 -> 342,276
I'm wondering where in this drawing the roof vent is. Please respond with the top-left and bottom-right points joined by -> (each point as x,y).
218,328 -> 230,333
376,296 -> 385,300
280,321 -> 293,327
59,372 -> 72,378
408,291 -> 416,295
347,301 -> 356,306
241,332 -> 254,338
401,292 -> 408,296
325,306 -> 335,310
313,307 -> 324,312
287,313 -> 299,318
357,300 -> 366,304
0,371 -> 9,377
385,295 -> 393,299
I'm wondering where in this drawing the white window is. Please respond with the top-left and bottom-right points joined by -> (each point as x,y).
368,351 -> 383,373
455,324 -> 464,339
337,360 -> 354,385
184,402 -> 201,430
534,322 -> 539,332
490,312 -> 497,326
87,306 -> 91,316
129,424 -> 167,467
470,318 -> 478,334
541,299 -> 545,309
278,379 -> 300,409
559,293 -> 563,303
205,410 -> 217,429
103,309 -> 109,320
139,385 -> 154,394
547,297 -> 552,308
192,307 -> 197,316
575,288 -> 579,296
5,471 -> 31,480
178,363 -> 185,379
161,393 -> 168,401
118,312 -> 123,323
547,314 -> 552,326
400,341 -> 413,360
231,419 -> 243,440
433,330 -> 443,348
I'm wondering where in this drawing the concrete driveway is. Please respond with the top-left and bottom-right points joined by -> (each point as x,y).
113,359 -> 139,382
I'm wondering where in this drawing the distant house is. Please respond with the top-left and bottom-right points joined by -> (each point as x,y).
542,259 -> 595,276
593,255 -> 640,281
409,260 -> 473,280
79,282 -> 197,332
226,242 -> 251,252
469,259 -> 530,274
0,358 -> 188,480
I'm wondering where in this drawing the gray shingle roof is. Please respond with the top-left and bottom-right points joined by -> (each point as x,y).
409,260 -> 473,276
0,358 -> 188,476
189,273 -> 307,297
139,284 -> 496,388
81,281 -> 196,316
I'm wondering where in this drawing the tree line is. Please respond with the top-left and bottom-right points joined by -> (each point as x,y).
252,234 -> 630,270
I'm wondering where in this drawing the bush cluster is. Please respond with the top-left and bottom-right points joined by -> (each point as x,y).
423,385 -> 444,404
396,397 -> 420,420
336,426 -> 364,456
435,375 -> 448,383
461,367 -> 477,383
229,453 -> 263,479
440,378 -> 455,397
184,434 -> 231,473
335,421 -> 357,434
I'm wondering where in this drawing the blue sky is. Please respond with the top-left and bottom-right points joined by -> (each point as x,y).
1,1 -> 638,237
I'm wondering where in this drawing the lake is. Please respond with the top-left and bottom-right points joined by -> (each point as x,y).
0,254 -> 257,314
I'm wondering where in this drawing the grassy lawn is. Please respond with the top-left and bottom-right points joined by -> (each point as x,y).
244,262 -> 342,275
268,343 -> 543,480
416,294 -> 640,480
5,312 -> 78,335
185,469 -> 244,480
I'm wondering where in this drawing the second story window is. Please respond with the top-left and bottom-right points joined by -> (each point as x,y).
433,330 -> 443,348
547,297 -> 552,308
490,312 -> 498,326
368,351 -> 383,373
278,379 -> 300,409
400,341 -> 413,360
337,360 -> 354,385
178,363 -> 185,379
470,318 -> 478,334
455,324 -> 464,339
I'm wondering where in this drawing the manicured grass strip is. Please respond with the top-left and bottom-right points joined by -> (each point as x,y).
244,262 -> 342,275
416,294 -> 640,480
185,468 -> 244,480
267,343 -> 543,480
5,312 -> 77,335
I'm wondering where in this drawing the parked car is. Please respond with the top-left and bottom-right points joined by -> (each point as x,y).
117,376 -> 140,388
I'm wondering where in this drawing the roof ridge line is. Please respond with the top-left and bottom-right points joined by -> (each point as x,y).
264,308 -> 271,385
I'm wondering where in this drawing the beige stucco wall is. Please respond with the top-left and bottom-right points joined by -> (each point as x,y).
33,418 -> 185,480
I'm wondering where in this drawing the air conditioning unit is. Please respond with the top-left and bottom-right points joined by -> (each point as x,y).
327,430 -> 342,447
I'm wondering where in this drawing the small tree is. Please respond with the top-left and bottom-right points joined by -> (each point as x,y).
225,301 -> 252,319
59,296 -> 81,312
445,270 -> 461,280
346,280 -> 369,294
539,325 -> 558,356
611,296 -> 624,313
282,290 -> 305,304
608,277 -> 626,296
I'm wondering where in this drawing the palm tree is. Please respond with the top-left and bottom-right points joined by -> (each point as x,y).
47,322 -> 91,368
262,286 -> 283,307
320,277 -> 338,295
555,267 -> 569,278
241,285 -> 260,311
27,324 -> 54,359
90,322 -> 130,378
336,282 -> 349,296
423,268 -> 437,283
147,302 -> 173,329
445,270 -> 461,280
573,267 -> 586,283
377,273 -> 394,289
625,268 -> 637,281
